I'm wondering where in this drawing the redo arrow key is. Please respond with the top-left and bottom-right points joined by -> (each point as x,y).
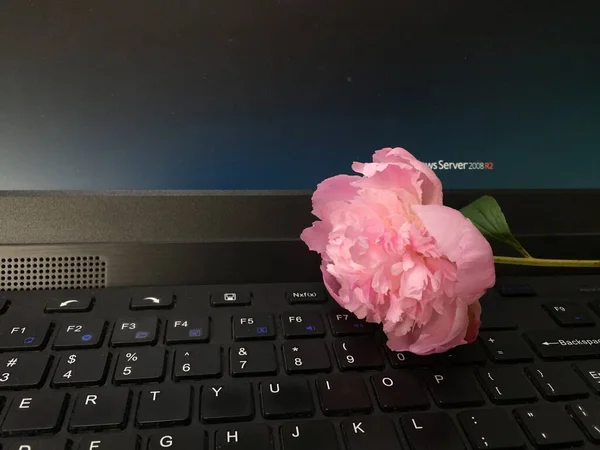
526,329 -> 600,360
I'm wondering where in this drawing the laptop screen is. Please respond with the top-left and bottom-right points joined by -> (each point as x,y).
0,1 -> 597,191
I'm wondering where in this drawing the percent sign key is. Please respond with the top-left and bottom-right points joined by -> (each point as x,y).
114,347 -> 166,383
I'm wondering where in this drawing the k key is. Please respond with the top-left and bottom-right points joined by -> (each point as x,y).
1,392 -> 68,435
342,417 -> 402,450
114,348 -> 166,383
136,385 -> 192,427
52,350 -> 109,387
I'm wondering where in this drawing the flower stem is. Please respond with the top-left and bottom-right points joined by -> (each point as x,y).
494,256 -> 600,268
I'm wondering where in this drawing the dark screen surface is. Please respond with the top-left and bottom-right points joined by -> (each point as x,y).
0,1 -> 598,190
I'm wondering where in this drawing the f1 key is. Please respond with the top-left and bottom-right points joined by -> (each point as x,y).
526,329 -> 600,360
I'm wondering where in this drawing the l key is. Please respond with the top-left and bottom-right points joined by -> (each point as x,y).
401,413 -> 465,450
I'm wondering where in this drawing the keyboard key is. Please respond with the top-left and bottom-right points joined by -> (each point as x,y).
480,332 -> 533,362
260,378 -> 314,419
149,431 -> 207,450
201,381 -> 254,423
458,408 -> 525,450
327,312 -> 376,336
515,405 -> 584,448
575,361 -> 600,393
497,283 -> 535,297
477,367 -> 538,404
543,301 -> 594,327
316,374 -> 372,415
113,347 -> 166,383
130,294 -> 173,310
341,416 -> 402,450
78,435 -> 140,450
69,388 -> 130,431
45,297 -> 93,313
0,353 -> 51,389
286,287 -> 326,304
216,424 -> 274,450
136,385 -> 192,427
52,350 -> 109,387
111,317 -> 158,346
371,372 -> 429,411
423,369 -> 484,407
440,342 -> 487,365
280,420 -> 340,450
282,341 -> 331,374
230,343 -> 277,376
333,337 -> 384,370
525,329 -> 600,359
53,319 -> 106,349
480,303 -> 518,330
210,290 -> 251,306
281,312 -> 325,338
7,439 -> 69,450
1,392 -> 67,435
386,348 -> 437,368
0,297 -> 9,314
233,314 -> 276,340
401,413 -> 466,450
0,321 -> 51,351
526,364 -> 588,400
165,317 -> 209,344
568,399 -> 600,443
173,345 -> 222,380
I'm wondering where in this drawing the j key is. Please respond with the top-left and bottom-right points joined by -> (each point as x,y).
7,439 -> 69,450
0,353 -> 50,389
111,317 -> 158,346
286,287 -> 327,304
1,392 -> 67,434
69,388 -> 130,430
165,317 -> 210,344
149,431 -> 207,450
260,378 -> 314,419
568,399 -> 600,443
342,416 -> 402,450
386,348 -> 438,368
480,332 -> 533,362
210,290 -> 251,306
371,372 -> 429,411
526,365 -> 588,400
215,424 -> 274,450
575,361 -> 600,393
130,294 -> 173,310
328,312 -> 376,336
525,329 -> 600,360
201,381 -> 254,423
173,346 -> 222,380
136,385 -> 192,427
233,314 -> 276,340
401,413 -> 466,450
477,367 -> 538,404
515,405 -> 584,448
441,342 -> 487,365
0,322 -> 51,350
45,297 -> 93,313
230,343 -> 277,376
316,374 -> 372,415
52,350 -> 109,387
543,301 -> 594,327
280,420 -> 340,450
333,338 -> 384,370
53,319 -> 106,349
78,435 -> 140,450
458,409 -> 525,450
282,341 -> 331,373
281,312 -> 325,338
114,347 -> 166,383
423,369 -> 484,407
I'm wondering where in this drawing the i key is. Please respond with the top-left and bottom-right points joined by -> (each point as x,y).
316,374 -> 372,415
280,421 -> 340,450
136,385 -> 192,427
111,317 -> 158,346
260,378 -> 314,419
69,388 -> 131,431
458,409 -> 525,450
515,405 -> 584,448
53,350 -> 109,386
215,424 -> 274,450
230,343 -> 277,376
53,319 -> 106,349
342,417 -> 402,450
114,348 -> 166,383
1,392 -> 67,435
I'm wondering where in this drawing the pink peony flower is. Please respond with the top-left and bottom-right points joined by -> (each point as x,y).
301,147 -> 495,355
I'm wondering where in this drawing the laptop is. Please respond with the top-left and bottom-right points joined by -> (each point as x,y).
1,1 -> 600,449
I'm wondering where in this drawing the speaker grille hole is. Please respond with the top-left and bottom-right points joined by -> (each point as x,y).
0,256 -> 106,291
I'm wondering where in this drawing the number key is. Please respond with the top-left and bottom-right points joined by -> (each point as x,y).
52,350 -> 109,387
282,341 -> 331,374
0,353 -> 51,389
230,343 -> 277,376
114,348 -> 166,383
173,346 -> 222,380
333,338 -> 384,370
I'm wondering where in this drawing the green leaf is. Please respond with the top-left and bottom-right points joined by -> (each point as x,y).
460,195 -> 532,258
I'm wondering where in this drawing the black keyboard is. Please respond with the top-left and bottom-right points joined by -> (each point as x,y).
2,279 -> 600,449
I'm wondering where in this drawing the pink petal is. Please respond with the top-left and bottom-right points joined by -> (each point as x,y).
311,174 -> 360,220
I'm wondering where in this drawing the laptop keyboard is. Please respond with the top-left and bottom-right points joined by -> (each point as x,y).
1,281 -> 600,449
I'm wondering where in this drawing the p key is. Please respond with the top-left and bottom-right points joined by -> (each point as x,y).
423,369 -> 484,407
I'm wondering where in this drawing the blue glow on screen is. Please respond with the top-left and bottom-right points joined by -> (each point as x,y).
0,1 -> 598,190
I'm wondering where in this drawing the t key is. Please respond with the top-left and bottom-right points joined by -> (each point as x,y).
53,350 -> 109,387
136,385 -> 192,427
114,348 -> 166,383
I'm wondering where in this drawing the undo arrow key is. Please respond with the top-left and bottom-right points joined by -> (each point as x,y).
526,329 -> 600,360
45,297 -> 93,313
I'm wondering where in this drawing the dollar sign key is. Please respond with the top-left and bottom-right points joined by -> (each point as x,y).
68,354 -> 77,364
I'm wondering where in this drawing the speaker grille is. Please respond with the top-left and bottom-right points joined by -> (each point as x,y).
0,256 -> 107,291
